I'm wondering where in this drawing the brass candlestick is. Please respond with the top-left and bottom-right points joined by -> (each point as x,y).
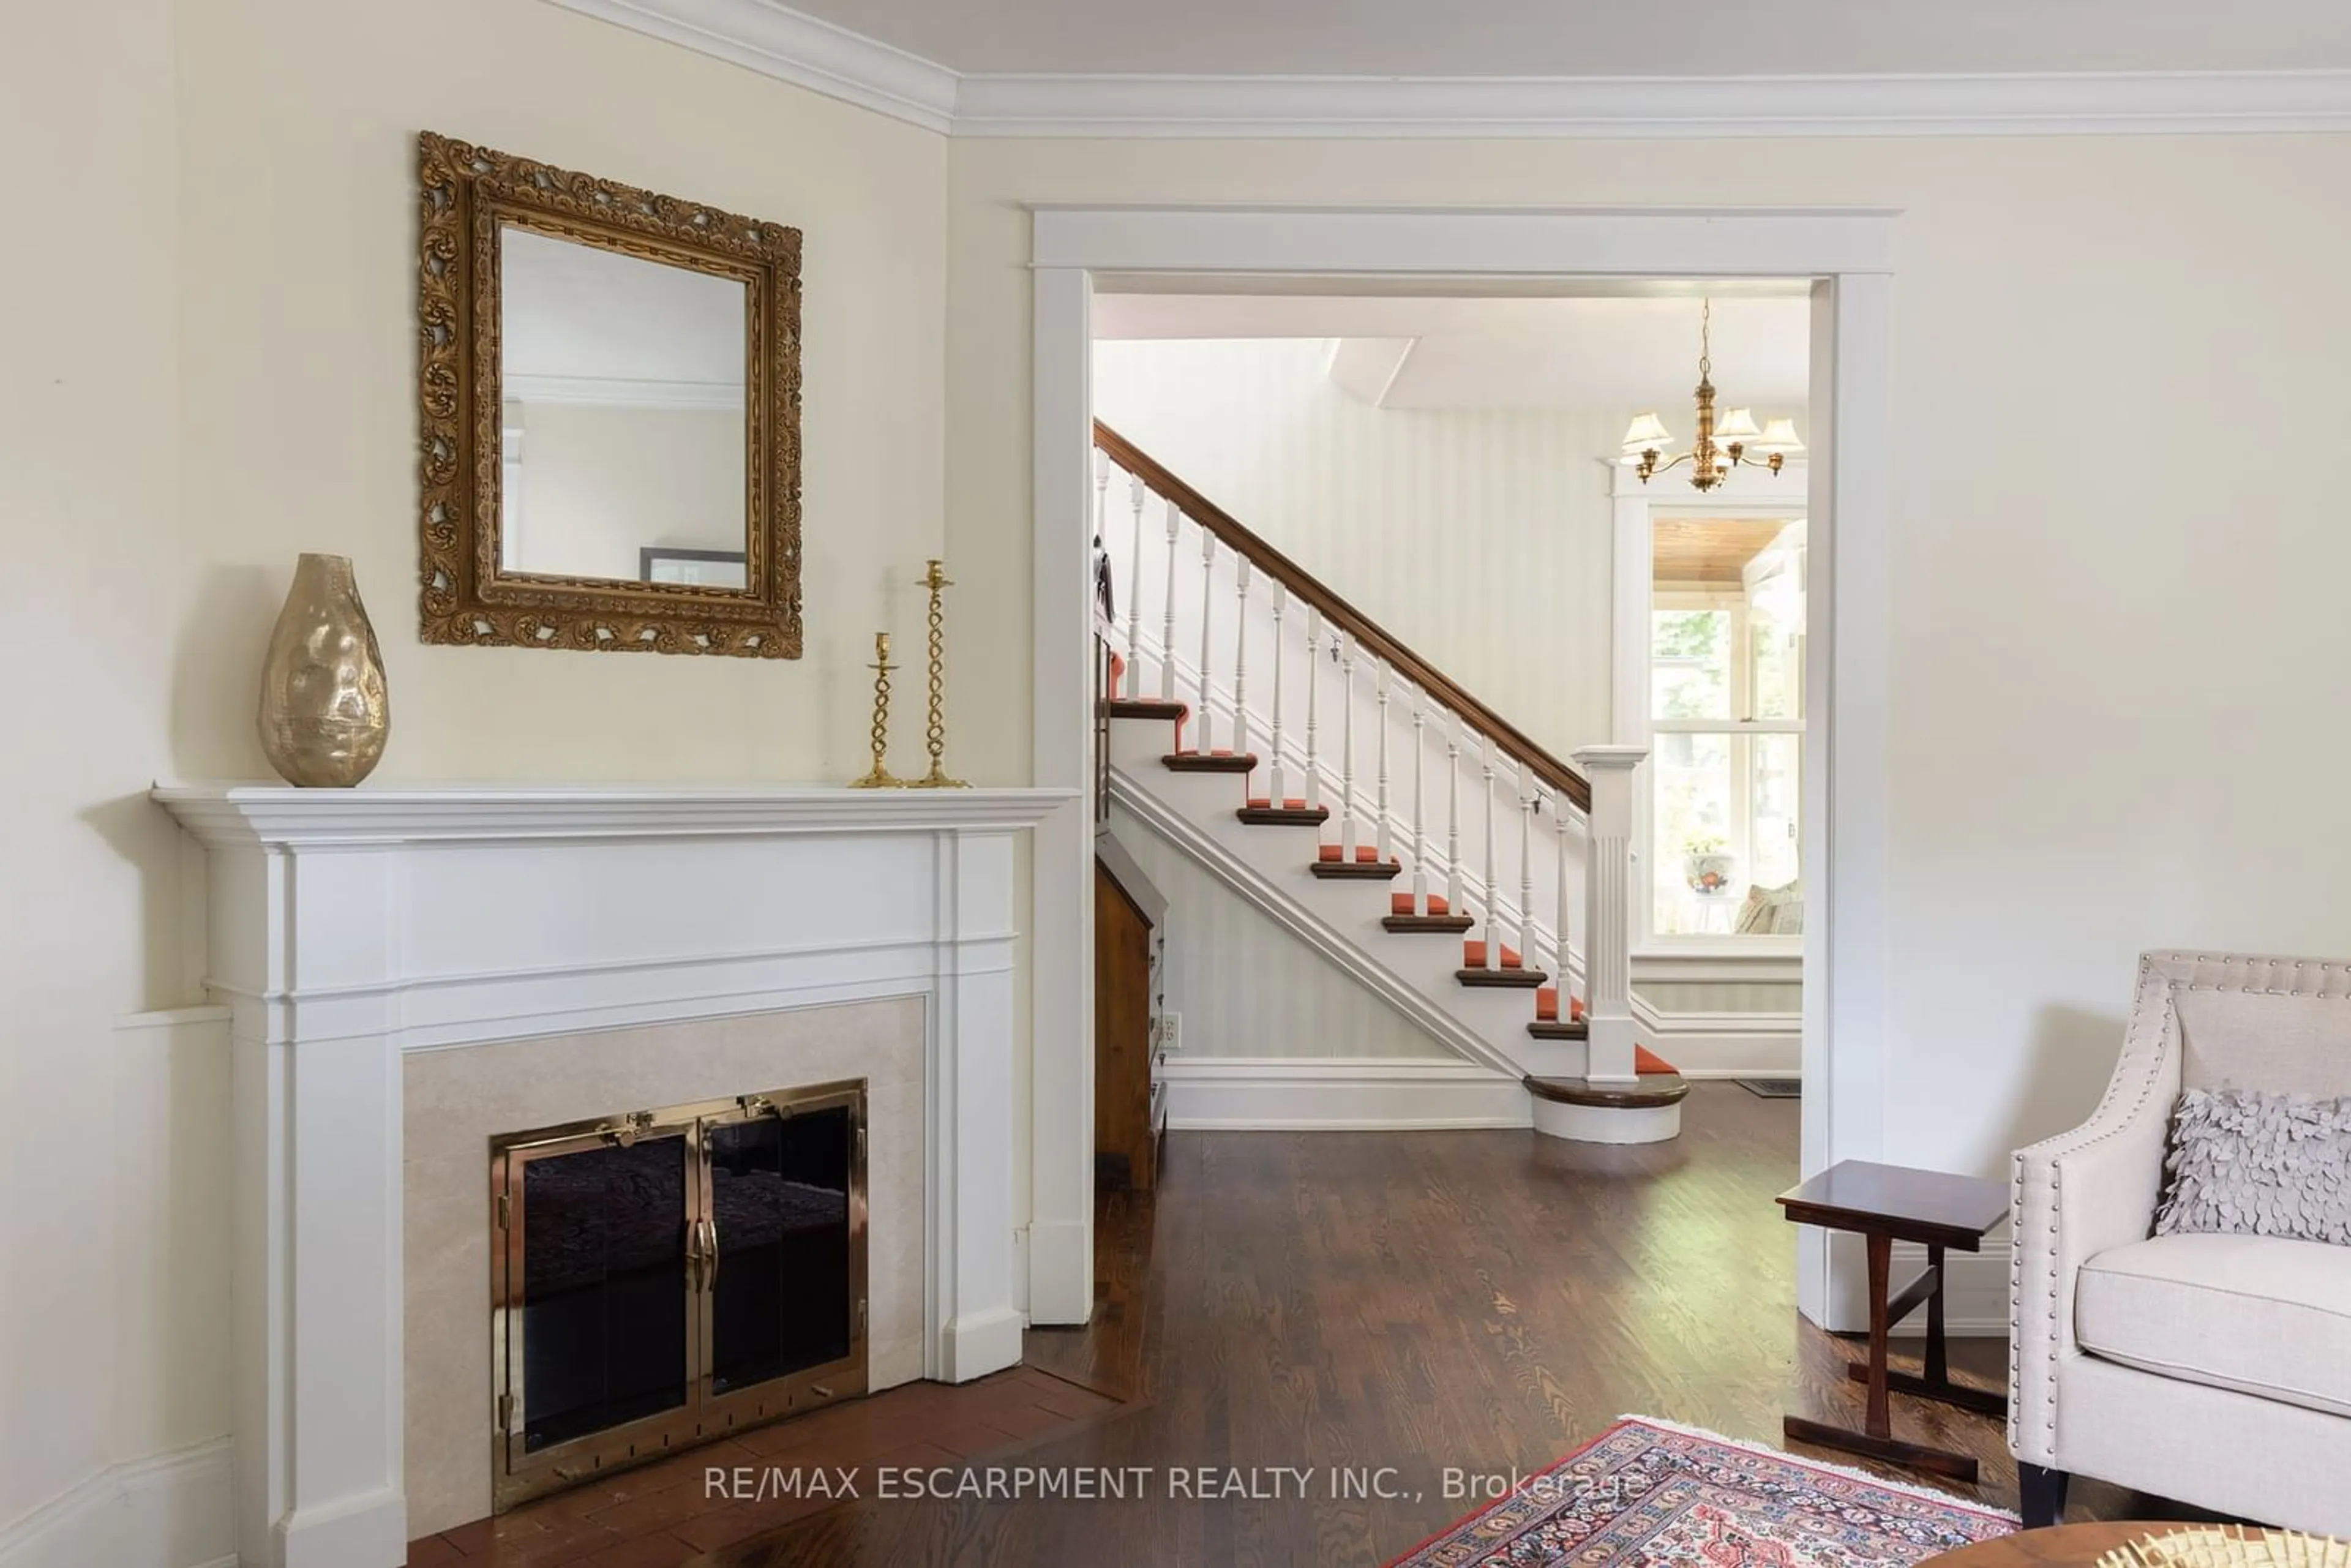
850,632 -> 904,788
910,559 -> 969,789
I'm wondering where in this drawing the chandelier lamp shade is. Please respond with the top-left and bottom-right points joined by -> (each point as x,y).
1622,299 -> 1804,492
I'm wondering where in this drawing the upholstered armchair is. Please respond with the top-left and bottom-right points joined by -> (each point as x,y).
2010,951 -> 2351,1534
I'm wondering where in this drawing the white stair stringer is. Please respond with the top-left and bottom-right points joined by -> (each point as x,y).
1108,745 -> 1586,1086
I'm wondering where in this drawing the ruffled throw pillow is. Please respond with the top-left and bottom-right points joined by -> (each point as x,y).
2154,1086 -> 2351,1245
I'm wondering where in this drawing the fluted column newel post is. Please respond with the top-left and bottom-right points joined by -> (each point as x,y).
1571,745 -> 1648,1084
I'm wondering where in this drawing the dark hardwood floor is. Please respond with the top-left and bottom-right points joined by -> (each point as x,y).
430,1085 -> 2213,1566
697,1085 -> 2207,1567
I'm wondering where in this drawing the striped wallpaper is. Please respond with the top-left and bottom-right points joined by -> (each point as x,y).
1094,337 -> 1635,762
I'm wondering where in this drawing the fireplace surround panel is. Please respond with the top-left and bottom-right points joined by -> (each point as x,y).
156,784 -> 1065,1566
405,1000 -> 924,1535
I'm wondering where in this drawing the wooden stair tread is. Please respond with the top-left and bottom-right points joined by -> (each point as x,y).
1526,1018 -> 1590,1040
1237,804 -> 1330,826
1310,859 -> 1402,880
1523,1073 -> 1689,1109
1106,697 -> 1188,721
1456,966 -> 1548,988
1383,913 -> 1476,933
1162,751 -> 1257,773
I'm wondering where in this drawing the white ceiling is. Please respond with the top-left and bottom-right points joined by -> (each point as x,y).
501,227 -> 744,398
1094,294 -> 1810,412
779,0 -> 2351,77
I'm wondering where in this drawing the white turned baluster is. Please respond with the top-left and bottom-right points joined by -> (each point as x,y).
1374,660 -> 1393,865
1231,556 -> 1251,758
1444,712 -> 1463,916
1518,774 -> 1536,973
1409,687 -> 1428,916
1123,473 -> 1146,697
1159,499 -> 1180,702
1267,585 -> 1288,806
1553,789 -> 1573,990
1481,743 -> 1500,970
1339,634 -> 1359,859
1196,529 -> 1217,753
1303,609 -> 1322,812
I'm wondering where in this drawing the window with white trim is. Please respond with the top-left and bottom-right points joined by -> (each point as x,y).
1646,519 -> 1805,940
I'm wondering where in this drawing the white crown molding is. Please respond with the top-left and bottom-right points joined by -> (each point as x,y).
549,0 -> 958,133
505,372 -> 745,410
954,70 -> 2351,139
546,2 -> 2351,139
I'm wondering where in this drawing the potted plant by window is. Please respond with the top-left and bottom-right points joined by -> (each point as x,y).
1684,835 -> 1739,899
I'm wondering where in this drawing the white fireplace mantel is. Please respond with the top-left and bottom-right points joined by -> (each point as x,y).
154,782 -> 1078,1568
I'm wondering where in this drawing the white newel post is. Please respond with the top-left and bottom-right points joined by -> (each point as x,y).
1571,746 -> 1648,1082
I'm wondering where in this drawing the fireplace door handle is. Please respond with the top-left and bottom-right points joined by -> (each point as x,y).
702,1215 -> 721,1288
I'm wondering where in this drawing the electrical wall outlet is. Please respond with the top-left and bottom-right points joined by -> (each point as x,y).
1161,1011 -> 1182,1052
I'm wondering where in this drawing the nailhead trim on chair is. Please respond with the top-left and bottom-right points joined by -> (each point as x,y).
2008,951 -> 2351,1465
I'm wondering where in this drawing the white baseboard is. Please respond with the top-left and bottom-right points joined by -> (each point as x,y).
0,1437 -> 235,1568
1639,1022 -> 1799,1079
1163,1056 -> 1532,1130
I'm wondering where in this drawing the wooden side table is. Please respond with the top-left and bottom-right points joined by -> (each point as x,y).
1779,1159 -> 2011,1482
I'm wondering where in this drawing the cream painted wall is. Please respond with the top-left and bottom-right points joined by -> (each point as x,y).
1106,808 -> 1450,1060
948,133 -> 2351,1182
1093,338 -> 1625,761
3,0 -> 951,1551
510,402 -> 746,580
173,0 -> 947,784
0,0 -> 217,1540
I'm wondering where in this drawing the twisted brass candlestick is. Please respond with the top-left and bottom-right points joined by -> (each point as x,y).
910,560 -> 968,788
849,631 -> 903,789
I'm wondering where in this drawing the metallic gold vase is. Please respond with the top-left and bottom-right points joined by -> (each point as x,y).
258,553 -> 389,787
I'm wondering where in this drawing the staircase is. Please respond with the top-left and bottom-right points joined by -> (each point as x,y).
1094,422 -> 1687,1142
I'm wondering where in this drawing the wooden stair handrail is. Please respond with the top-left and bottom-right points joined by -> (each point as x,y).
1095,420 -> 1591,814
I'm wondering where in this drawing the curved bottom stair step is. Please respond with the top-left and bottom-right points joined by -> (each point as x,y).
1524,1071 -> 1689,1110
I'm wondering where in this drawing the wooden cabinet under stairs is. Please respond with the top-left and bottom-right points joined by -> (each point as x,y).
1094,834 -> 1169,1190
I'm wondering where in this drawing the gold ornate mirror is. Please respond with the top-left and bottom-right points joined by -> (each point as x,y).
415,132 -> 802,657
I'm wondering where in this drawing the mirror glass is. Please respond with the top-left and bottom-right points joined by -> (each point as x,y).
497,224 -> 749,588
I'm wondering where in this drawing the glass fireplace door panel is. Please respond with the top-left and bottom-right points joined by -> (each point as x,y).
517,1135 -> 691,1452
707,1107 -> 853,1394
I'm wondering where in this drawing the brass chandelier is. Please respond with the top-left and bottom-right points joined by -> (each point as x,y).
1622,299 -> 1803,492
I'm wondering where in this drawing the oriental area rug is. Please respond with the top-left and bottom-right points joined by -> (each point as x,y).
1389,1416 -> 2016,1567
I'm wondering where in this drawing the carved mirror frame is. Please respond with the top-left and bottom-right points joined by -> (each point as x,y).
415,132 -> 803,657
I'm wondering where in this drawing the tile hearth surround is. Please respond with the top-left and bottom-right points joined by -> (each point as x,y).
404,999 -> 926,1536
153,784 -> 1074,1568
